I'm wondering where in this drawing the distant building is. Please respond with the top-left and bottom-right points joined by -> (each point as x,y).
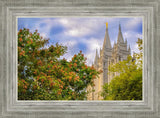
87,23 -> 131,100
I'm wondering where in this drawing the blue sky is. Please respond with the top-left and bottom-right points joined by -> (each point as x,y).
18,17 -> 143,66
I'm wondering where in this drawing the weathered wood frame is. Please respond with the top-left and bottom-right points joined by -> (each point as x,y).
0,0 -> 159,118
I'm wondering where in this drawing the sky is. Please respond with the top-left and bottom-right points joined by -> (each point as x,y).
18,17 -> 143,66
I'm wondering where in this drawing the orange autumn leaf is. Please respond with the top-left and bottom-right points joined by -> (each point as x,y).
92,75 -> 96,78
33,70 -> 37,75
37,76 -> 40,81
50,82 -> 54,87
57,91 -> 61,95
48,70 -> 51,73
21,79 -> 25,83
24,85 -> 27,89
30,39 -> 33,44
69,77 -> 72,82
60,85 -> 63,89
65,68 -> 68,71
73,63 -> 77,67
33,85 -> 37,90
19,38 -> 22,42
37,60 -> 42,66
20,50 -> 25,56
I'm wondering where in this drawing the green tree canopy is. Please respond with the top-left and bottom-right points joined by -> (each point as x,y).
18,28 -> 100,100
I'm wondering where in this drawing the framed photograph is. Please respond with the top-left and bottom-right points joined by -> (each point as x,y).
17,17 -> 143,101
0,0 -> 159,118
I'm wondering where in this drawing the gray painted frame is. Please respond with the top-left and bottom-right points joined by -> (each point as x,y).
0,0 -> 159,118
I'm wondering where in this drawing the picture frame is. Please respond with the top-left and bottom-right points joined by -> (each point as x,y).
0,0 -> 159,118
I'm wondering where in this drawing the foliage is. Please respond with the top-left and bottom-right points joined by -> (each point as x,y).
101,38 -> 143,100
18,28 -> 99,100
133,38 -> 143,69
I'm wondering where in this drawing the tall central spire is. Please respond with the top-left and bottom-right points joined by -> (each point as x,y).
102,22 -> 111,50
94,49 -> 99,65
119,23 -> 121,31
117,24 -> 124,43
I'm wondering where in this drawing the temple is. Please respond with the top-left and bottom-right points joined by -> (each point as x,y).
87,23 -> 131,100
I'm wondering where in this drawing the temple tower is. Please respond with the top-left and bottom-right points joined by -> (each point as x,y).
88,23 -> 131,100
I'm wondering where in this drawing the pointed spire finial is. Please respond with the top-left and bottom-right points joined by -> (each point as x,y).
117,23 -> 124,43
119,23 -> 121,31
106,22 -> 108,29
102,22 -> 111,49
96,49 -> 98,56
100,47 -> 103,56
128,45 -> 131,51
125,38 -> 127,43
94,49 -> 99,65
128,45 -> 131,55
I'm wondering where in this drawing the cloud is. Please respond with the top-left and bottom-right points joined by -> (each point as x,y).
123,31 -> 142,40
131,43 -> 140,55
40,33 -> 48,39
59,37 -> 103,66
58,18 -> 106,37
80,38 -> 103,65
124,17 -> 142,31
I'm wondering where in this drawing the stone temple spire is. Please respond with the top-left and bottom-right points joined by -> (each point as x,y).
94,49 -> 99,65
117,24 -> 124,44
102,22 -> 111,50
114,41 -> 116,46
125,38 -> 127,43
128,45 -> 131,54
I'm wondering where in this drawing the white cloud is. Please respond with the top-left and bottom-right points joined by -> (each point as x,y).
123,31 -> 142,41
131,43 -> 140,56
136,33 -> 142,39
28,18 -> 63,39
64,27 -> 93,37
125,17 -> 142,30
56,18 -> 120,38
40,33 -> 47,39
79,38 -> 103,65
59,37 -> 103,66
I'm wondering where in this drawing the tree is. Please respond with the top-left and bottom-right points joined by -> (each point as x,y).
18,28 -> 99,100
101,38 -> 143,100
